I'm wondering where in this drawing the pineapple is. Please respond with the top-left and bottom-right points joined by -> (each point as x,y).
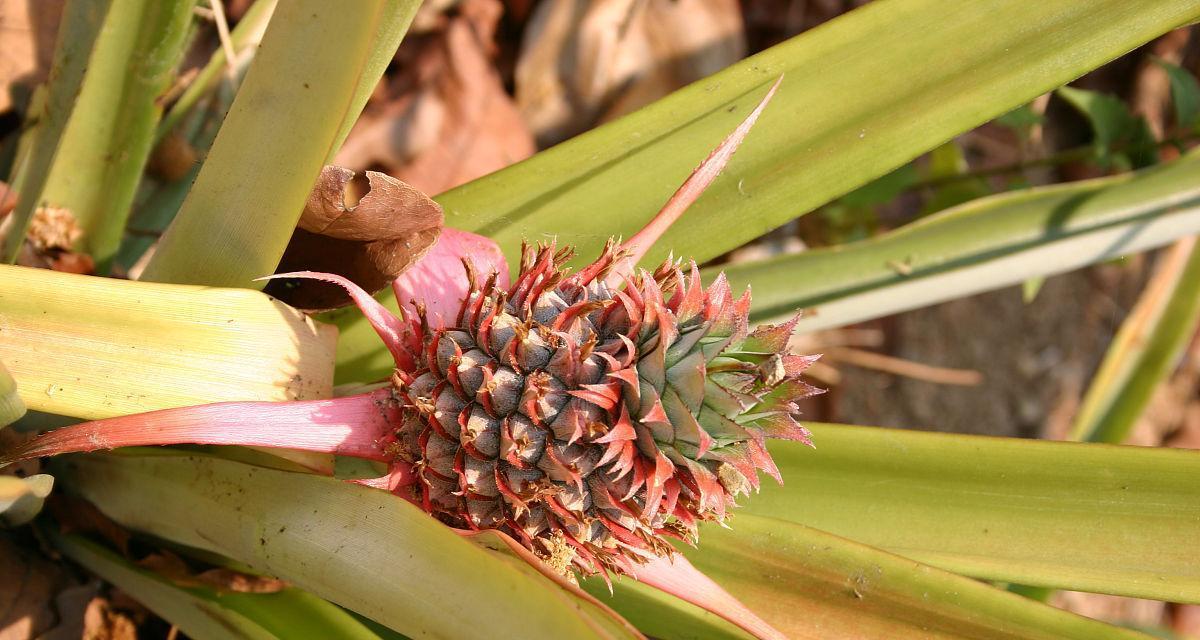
386,240 -> 820,575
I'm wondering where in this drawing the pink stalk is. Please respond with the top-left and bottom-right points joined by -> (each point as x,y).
257,271 -> 415,369
632,555 -> 785,640
0,390 -> 397,468
392,228 -> 511,329
606,75 -> 783,288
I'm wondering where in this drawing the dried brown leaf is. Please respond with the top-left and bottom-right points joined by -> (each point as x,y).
515,0 -> 745,146
334,0 -> 536,195
0,534 -> 69,640
137,551 -> 287,594
79,595 -> 138,640
45,495 -> 131,557
265,166 -> 443,311
0,0 -> 65,113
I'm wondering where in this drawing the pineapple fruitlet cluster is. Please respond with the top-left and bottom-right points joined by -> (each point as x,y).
385,241 -> 820,575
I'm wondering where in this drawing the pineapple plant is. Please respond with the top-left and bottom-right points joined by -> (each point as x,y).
1,1 -> 1199,639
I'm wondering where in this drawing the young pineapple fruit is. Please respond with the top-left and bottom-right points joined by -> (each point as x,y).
387,241 -> 820,575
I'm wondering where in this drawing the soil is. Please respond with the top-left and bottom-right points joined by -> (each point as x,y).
826,263 -> 1148,438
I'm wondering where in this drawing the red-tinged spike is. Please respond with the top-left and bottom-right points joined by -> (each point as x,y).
730,289 -> 752,342
543,494 -> 583,526
453,447 -> 468,495
597,439 -> 626,468
0,390 -> 398,469
650,452 -> 676,514
704,272 -> 733,322
476,374 -> 498,419
623,457 -> 648,501
615,274 -> 643,308
567,382 -> 622,411
571,239 -> 621,287
605,76 -> 783,288
651,303 -> 679,350
747,438 -> 783,484
595,513 -> 646,548
445,344 -> 466,396
676,261 -> 706,322
589,477 -> 638,519
258,272 -> 413,370
782,353 -> 821,376
393,228 -> 510,330
494,468 -> 529,510
753,413 -> 815,446
640,269 -> 665,309
639,397 -> 669,426
456,258 -> 480,327
671,502 -> 697,529
661,477 -> 681,518
615,441 -> 639,482
632,555 -> 786,640
542,444 -> 584,491
551,300 -> 608,332
741,315 -> 802,354
594,405 -> 638,444
680,457 -> 726,518
352,462 -> 419,496
475,295 -> 503,357
605,366 -> 641,404
705,442 -> 762,492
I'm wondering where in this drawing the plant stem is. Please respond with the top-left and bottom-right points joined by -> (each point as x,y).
0,0 -> 111,263
36,0 -> 197,273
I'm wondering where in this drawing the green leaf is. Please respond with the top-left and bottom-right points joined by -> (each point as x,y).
331,0 -> 1200,383
36,0 -> 196,272
716,148 -> 1200,330
744,424 -> 1200,602
996,103 -> 1045,133
1056,86 -> 1158,167
1070,238 -> 1200,442
0,361 -> 25,428
919,141 -> 991,215
684,515 -> 1150,640
839,163 -> 920,208
51,531 -> 398,640
1155,58 -> 1200,130
51,450 -> 641,640
155,0 -> 277,144
0,0 -> 112,263
139,0 -> 421,288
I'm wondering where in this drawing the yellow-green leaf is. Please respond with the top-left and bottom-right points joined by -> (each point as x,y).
744,424 -> 1200,602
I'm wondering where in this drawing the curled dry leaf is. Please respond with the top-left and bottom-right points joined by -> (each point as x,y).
515,0 -> 745,146
45,494 -> 131,557
265,166 -> 443,312
0,0 -> 65,113
333,0 -> 536,195
137,551 -> 288,594
0,534 -> 70,639
14,207 -> 95,275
